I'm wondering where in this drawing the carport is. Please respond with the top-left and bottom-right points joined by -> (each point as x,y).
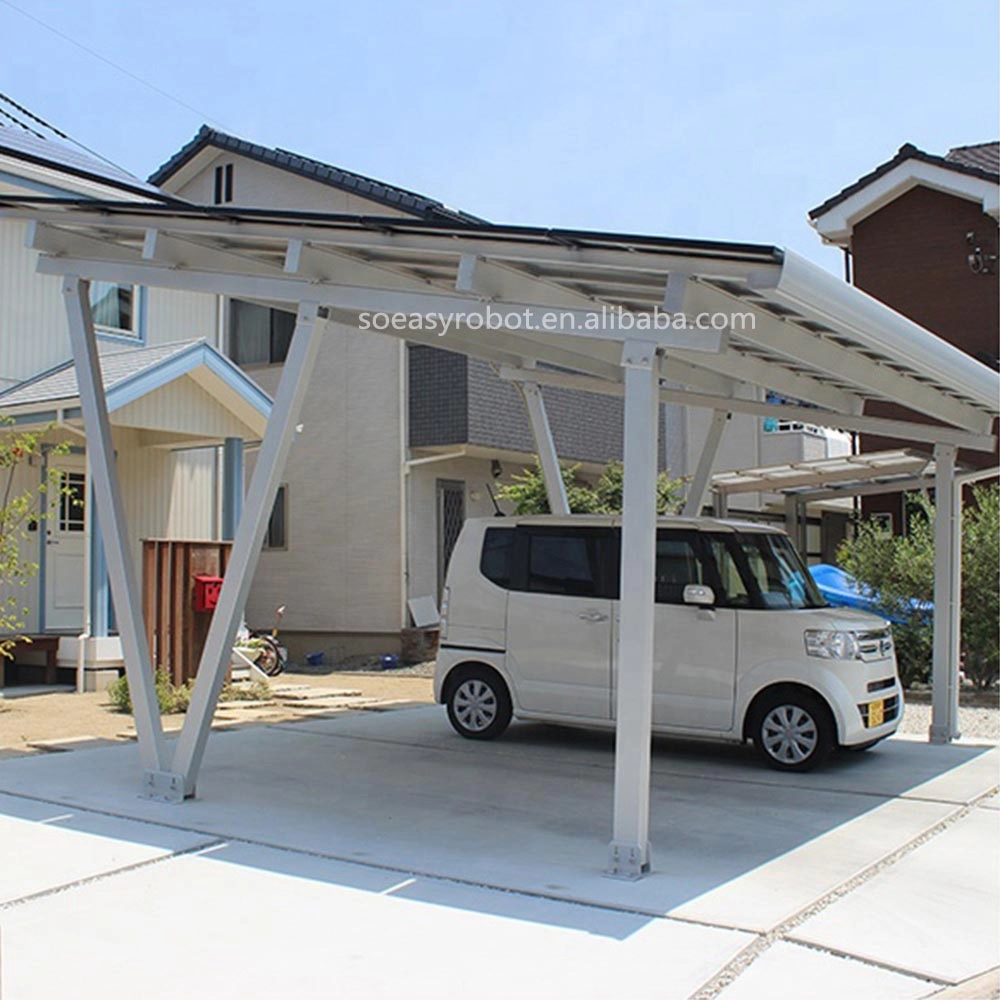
2,198 -> 996,878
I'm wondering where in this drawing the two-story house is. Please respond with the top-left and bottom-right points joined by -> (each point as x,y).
810,141 -> 1000,529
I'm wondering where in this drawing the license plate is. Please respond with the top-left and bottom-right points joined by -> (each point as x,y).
868,700 -> 885,727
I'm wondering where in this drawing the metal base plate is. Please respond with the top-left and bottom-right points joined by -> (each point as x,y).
142,770 -> 190,802
606,840 -> 651,880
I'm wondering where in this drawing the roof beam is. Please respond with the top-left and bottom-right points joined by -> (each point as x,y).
35,253 -> 725,351
667,346 -> 863,414
687,279 -> 994,433
498,365 -> 996,452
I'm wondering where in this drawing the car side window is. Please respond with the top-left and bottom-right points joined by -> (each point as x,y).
480,527 -> 514,588
704,534 -> 752,607
655,530 -> 710,604
520,529 -> 606,597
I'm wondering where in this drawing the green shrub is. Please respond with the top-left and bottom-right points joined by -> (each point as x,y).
497,457 -> 685,516
837,485 -> 999,690
106,667 -> 194,714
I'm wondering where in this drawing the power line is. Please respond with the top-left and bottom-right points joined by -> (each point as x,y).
0,0 -> 232,132
0,90 -> 138,173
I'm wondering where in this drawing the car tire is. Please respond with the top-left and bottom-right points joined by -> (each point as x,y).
446,667 -> 512,741
752,690 -> 834,772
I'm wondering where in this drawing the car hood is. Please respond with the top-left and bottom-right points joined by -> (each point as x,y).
798,606 -> 891,632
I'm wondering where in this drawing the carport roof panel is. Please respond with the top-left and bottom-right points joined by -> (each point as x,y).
711,449 -> 939,496
2,198 -> 997,435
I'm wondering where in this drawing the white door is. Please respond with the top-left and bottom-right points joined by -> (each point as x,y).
651,530 -> 737,731
611,529 -> 737,732
44,457 -> 86,631
506,527 -> 614,719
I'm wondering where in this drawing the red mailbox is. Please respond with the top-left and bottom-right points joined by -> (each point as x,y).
193,574 -> 223,613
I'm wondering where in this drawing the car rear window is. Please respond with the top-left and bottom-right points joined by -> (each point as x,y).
480,527 -> 514,588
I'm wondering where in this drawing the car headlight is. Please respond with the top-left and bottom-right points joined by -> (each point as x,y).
805,629 -> 860,660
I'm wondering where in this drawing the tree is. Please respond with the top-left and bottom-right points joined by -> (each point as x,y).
837,485 -> 999,690
1,419 -> 65,660
496,457 -> 685,516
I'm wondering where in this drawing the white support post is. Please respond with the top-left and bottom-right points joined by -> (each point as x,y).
929,444 -> 961,744
62,277 -> 168,773
519,380 -> 569,515
608,340 -> 660,879
682,409 -> 729,517
167,302 -> 327,799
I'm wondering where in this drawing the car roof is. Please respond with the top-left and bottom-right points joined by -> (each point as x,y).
467,514 -> 783,534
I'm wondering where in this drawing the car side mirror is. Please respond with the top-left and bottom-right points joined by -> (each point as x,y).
683,584 -> 715,607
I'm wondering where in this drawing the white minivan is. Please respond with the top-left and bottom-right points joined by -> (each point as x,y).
434,515 -> 902,770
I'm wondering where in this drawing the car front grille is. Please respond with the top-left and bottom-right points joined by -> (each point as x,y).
859,694 -> 900,728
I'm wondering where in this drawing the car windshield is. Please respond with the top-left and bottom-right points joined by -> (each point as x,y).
730,531 -> 827,610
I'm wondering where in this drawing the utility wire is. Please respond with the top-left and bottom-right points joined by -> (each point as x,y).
0,90 -> 137,173
0,0 -> 232,132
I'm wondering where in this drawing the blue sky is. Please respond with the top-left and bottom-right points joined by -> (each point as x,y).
2,0 -> 997,272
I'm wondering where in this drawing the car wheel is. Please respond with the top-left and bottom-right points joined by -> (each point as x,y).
446,667 -> 512,740
753,691 -> 834,771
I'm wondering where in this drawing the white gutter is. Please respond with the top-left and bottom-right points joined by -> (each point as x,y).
750,251 -> 1000,419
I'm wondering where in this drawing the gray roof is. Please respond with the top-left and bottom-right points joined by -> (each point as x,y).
0,125 -> 169,200
148,126 -> 484,223
0,340 -> 202,408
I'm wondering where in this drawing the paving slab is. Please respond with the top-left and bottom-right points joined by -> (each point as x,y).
791,808 -> 1000,984
0,839 -> 751,1000
0,791 -> 215,904
0,708 -> 994,934
717,941 -> 936,1000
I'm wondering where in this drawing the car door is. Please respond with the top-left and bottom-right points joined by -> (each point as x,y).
650,530 -> 737,732
506,526 -> 614,719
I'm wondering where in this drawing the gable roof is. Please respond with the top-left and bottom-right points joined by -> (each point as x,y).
945,142 -> 1000,174
0,125 -> 170,201
0,339 -> 272,424
810,142 -> 1000,221
148,125 -> 484,224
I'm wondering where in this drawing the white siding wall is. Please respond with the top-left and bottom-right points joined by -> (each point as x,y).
172,152 -> 409,216
115,378 -> 252,440
0,219 -> 73,389
244,327 -> 404,636
1,219 -> 220,391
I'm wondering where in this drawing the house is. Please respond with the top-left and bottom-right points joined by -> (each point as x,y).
146,126 -> 857,659
0,121 -> 271,689
809,141 -> 1000,529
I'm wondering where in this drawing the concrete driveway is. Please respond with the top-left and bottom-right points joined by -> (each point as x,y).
0,705 -> 996,999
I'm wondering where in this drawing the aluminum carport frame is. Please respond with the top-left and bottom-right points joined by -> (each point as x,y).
2,199 -> 997,879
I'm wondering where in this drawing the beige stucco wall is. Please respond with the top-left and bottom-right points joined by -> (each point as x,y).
243,325 -> 405,638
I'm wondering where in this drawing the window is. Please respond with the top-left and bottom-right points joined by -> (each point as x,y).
213,163 -> 233,204
654,531 -> 709,605
522,528 -> 609,597
480,527 -> 513,588
89,282 -> 138,338
229,299 -> 296,366
264,485 -> 287,550
704,534 -> 751,607
730,532 -> 825,610
59,472 -> 86,532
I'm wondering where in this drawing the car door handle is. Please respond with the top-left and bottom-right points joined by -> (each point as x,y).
578,611 -> 608,622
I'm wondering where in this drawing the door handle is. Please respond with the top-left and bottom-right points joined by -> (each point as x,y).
578,610 -> 608,623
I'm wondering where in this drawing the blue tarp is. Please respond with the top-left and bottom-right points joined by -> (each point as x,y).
808,564 -> 933,623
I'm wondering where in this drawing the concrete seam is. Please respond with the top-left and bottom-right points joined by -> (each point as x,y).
0,837 -> 227,912
686,788 -> 997,1000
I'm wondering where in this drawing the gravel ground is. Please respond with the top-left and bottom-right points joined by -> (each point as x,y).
898,701 -> 1000,740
